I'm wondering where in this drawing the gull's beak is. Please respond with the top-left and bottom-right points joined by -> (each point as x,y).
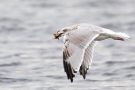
53,31 -> 63,40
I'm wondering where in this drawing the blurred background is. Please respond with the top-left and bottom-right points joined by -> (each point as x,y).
0,0 -> 135,90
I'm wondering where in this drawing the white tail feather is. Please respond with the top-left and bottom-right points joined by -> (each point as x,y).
112,32 -> 130,41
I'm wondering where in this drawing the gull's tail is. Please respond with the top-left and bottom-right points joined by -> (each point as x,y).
111,32 -> 130,41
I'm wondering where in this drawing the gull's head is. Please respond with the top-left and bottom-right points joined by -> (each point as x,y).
53,27 -> 71,40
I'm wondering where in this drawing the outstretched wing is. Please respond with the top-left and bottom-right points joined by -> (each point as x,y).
63,41 -> 84,82
79,41 -> 95,79
63,28 -> 99,82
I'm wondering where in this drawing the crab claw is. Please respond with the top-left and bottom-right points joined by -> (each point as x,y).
53,31 -> 62,40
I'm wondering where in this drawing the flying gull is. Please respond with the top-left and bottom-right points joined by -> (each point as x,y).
53,23 -> 130,82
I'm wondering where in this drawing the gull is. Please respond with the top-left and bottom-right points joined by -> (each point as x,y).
53,23 -> 130,82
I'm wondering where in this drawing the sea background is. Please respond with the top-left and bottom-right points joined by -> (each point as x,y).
0,0 -> 135,90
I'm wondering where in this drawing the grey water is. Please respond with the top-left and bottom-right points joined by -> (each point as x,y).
0,0 -> 135,90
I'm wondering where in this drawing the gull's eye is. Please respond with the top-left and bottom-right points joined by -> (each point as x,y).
63,29 -> 68,32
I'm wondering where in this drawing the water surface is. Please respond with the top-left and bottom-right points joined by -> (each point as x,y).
0,0 -> 135,90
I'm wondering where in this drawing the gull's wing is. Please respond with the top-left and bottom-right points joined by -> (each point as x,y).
63,41 -> 83,82
63,28 -> 99,82
79,41 -> 95,79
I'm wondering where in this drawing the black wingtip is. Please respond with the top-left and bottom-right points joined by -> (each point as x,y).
63,47 -> 76,83
79,65 -> 88,79
63,54 -> 75,82
83,74 -> 86,79
70,78 -> 73,83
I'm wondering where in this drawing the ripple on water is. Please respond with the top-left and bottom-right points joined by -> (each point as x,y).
0,62 -> 21,67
